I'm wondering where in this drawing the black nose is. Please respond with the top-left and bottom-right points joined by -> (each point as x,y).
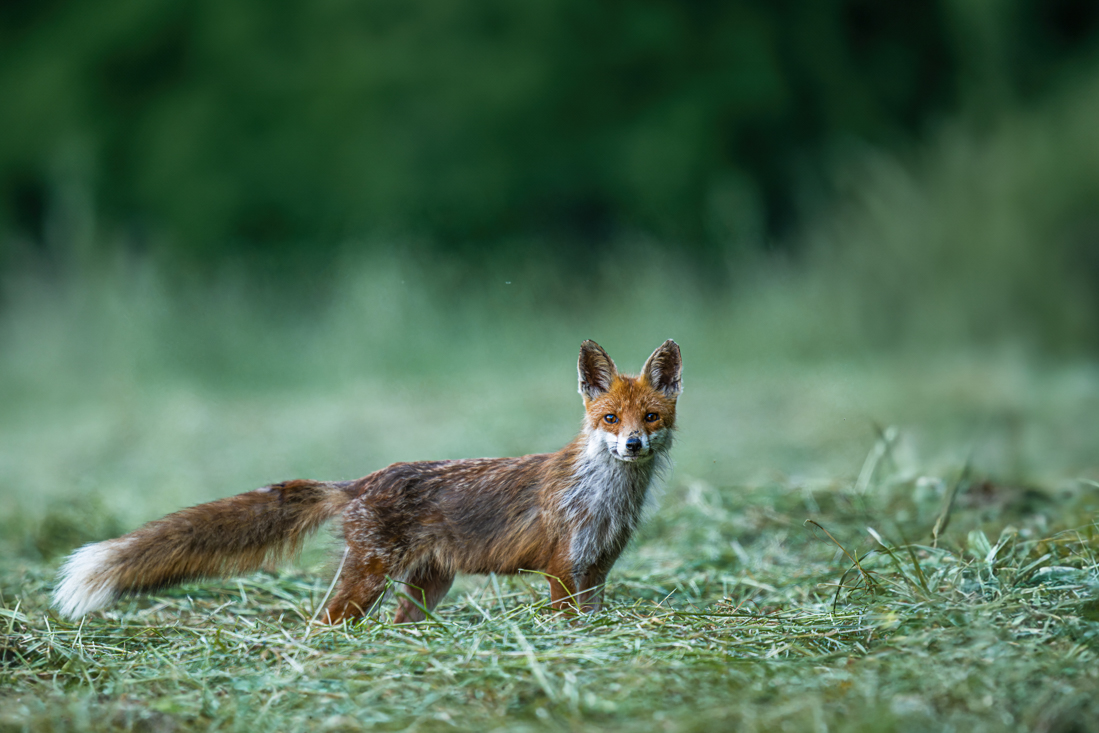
626,437 -> 642,453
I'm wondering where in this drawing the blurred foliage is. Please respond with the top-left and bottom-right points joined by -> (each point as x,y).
7,0 -> 1097,264
0,0 -> 1098,355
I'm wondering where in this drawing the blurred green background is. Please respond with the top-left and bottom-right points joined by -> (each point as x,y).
1,0 -> 1097,268
1,0 -> 1099,538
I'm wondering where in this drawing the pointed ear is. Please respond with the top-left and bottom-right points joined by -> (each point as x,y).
578,340 -> 618,401
642,340 -> 682,398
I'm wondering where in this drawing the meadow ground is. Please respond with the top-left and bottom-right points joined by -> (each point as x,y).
1,270 -> 1097,732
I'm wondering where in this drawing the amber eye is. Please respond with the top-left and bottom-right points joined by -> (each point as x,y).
603,414 -> 618,424
645,412 -> 660,422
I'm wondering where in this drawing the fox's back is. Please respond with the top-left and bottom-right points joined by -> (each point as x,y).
344,448 -> 581,574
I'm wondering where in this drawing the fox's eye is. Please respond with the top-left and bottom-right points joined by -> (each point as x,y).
645,412 -> 659,422
603,414 -> 618,424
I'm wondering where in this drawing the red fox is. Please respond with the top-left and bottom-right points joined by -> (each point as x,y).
52,339 -> 681,623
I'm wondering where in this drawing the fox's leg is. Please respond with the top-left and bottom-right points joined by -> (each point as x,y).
393,562 -> 454,624
545,554 -> 581,612
324,548 -> 392,624
323,516 -> 411,624
575,567 -> 610,613
327,498 -> 430,624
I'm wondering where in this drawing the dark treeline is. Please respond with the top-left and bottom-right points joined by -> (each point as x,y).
1,0 -> 1098,269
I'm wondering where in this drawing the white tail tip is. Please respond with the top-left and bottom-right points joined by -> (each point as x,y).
51,540 -> 122,619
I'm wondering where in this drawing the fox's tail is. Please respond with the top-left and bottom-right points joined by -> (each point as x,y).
51,479 -> 355,619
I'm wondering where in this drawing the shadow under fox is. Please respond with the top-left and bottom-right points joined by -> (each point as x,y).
53,339 -> 682,623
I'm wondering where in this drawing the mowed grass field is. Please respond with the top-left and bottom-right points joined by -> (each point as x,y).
1,264 -> 1098,733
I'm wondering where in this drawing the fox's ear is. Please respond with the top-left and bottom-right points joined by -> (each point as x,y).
578,340 -> 618,401
642,340 -> 682,398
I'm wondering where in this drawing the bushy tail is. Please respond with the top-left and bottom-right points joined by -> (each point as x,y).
51,479 -> 355,619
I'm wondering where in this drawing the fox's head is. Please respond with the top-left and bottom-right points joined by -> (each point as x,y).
577,339 -> 682,463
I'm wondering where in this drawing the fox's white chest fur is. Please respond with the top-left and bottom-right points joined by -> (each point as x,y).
561,428 -> 671,570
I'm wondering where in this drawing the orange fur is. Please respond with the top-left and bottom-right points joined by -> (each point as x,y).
52,340 -> 682,624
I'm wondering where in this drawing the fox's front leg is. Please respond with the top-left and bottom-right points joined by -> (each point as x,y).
393,563 -> 454,623
545,556 -> 608,614
545,553 -> 582,612
575,568 -> 610,613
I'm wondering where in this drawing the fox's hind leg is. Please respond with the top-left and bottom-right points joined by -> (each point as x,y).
393,562 -> 454,623
324,549 -> 391,624
327,494 -> 421,624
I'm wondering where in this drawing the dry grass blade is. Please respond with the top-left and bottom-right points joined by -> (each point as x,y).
805,519 -> 881,612
931,459 -> 971,549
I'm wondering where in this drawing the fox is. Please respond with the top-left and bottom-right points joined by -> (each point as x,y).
51,339 -> 681,624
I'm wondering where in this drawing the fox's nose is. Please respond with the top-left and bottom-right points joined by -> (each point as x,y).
625,436 -> 642,454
